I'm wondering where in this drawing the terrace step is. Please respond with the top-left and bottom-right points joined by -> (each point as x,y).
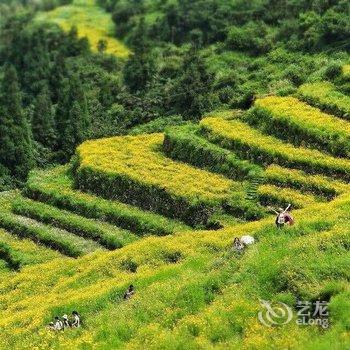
75,133 -> 264,225
257,184 -> 320,209
12,197 -> 138,250
297,82 -> 350,120
163,124 -> 262,181
0,213 -> 104,258
200,116 -> 350,181
0,228 -> 61,268
247,96 -> 350,157
25,166 -> 190,236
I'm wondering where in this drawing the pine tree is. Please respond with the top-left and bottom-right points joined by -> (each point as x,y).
55,74 -> 89,160
32,83 -> 56,149
123,18 -> 157,93
172,47 -> 213,120
0,64 -> 33,180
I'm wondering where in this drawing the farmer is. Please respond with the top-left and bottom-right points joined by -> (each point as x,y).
47,322 -> 55,331
273,204 -> 293,228
53,316 -> 64,331
123,285 -> 135,300
62,314 -> 70,329
233,237 -> 245,253
71,311 -> 81,328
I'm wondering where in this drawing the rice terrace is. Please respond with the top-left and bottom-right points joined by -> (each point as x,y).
0,0 -> 349,349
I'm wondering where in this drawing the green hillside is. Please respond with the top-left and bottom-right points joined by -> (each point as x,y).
1,85 -> 350,348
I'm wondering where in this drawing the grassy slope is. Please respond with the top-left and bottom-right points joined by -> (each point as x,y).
35,0 -> 129,57
1,196 -> 349,349
2,91 -> 350,348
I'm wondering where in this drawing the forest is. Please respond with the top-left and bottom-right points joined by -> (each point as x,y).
0,0 -> 349,188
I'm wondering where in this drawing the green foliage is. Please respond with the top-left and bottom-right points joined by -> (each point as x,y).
170,47 -> 215,120
123,18 -> 157,93
31,84 -> 56,149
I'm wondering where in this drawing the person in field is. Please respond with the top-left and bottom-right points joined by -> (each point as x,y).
273,204 -> 294,228
53,316 -> 64,331
123,285 -> 135,300
62,314 -> 70,329
233,237 -> 245,253
71,311 -> 81,328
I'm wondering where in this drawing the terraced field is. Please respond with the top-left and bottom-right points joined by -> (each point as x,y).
35,0 -> 129,57
1,79 -> 350,349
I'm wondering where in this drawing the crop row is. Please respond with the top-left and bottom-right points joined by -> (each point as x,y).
25,166 -> 189,235
248,96 -> 350,157
1,186 -> 347,349
257,184 -> 319,209
0,212 -> 102,258
200,117 -> 350,181
163,124 -> 262,180
75,134 -> 263,225
0,228 -> 61,266
264,165 -> 347,199
12,197 -> 138,250
297,82 -> 350,120
0,241 -> 21,270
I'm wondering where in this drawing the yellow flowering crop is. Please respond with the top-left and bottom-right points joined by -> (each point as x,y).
343,64 -> 350,77
77,133 -> 236,202
298,82 -> 350,120
257,184 -> 319,209
200,117 -> 350,180
253,96 -> 350,157
35,0 -> 129,58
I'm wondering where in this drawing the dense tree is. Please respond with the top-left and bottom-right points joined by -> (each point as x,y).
123,18 -> 157,93
32,84 -> 56,149
0,64 -> 33,181
55,74 -> 89,160
171,47 -> 214,120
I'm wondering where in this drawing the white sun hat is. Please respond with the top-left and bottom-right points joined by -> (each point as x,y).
240,235 -> 255,245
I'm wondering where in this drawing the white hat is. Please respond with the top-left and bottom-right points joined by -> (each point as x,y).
240,235 -> 255,245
